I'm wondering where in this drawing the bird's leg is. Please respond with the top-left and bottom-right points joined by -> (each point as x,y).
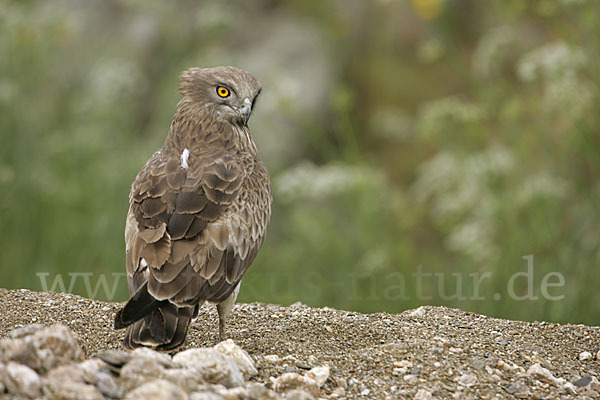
217,301 -> 230,341
216,282 -> 241,342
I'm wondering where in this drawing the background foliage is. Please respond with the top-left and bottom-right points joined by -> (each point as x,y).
1,0 -> 598,325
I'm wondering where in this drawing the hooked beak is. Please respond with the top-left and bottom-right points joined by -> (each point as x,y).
238,98 -> 252,125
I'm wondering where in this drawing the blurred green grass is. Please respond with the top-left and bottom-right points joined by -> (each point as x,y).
1,0 -> 598,325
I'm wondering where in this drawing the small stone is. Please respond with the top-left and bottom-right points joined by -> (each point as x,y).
124,379 -> 188,400
189,391 -> 225,400
163,368 -> 205,393
573,375 -> 592,387
597,349 -> 600,360
407,307 -> 426,318
403,374 -> 417,385
285,389 -> 315,400
414,388 -> 433,400
132,347 -> 174,368
97,349 -> 132,368
44,380 -> 105,400
526,363 -> 563,386
264,355 -> 280,364
173,348 -> 244,388
6,324 -> 45,339
120,357 -> 165,392
245,382 -> 280,400
563,382 -> 578,395
78,358 -> 107,384
30,324 -> 84,370
394,360 -> 413,368
305,366 -> 329,387
360,388 -> 370,396
496,359 -> 513,371
46,363 -> 86,382
214,339 -> 257,378
504,382 -> 530,398
457,373 -> 477,388
272,372 -> 319,397
94,370 -> 122,398
578,351 -> 593,361
2,361 -> 42,398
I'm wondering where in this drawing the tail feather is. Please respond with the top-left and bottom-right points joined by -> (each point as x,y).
122,302 -> 194,350
114,282 -> 163,329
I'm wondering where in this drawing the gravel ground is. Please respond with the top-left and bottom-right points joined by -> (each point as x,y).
1,288 -> 599,399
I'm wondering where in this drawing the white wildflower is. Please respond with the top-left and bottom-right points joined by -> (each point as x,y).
275,162 -> 380,202
418,96 -> 485,139
516,41 -> 587,82
472,26 -> 516,78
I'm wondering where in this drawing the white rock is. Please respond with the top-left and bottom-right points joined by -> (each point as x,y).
414,388 -> 433,400
214,339 -> 257,378
133,347 -> 174,368
526,363 -> 563,386
189,391 -> 225,400
44,380 -> 105,400
403,374 -> 418,385
578,351 -> 593,361
272,372 -> 319,397
125,379 -> 188,400
305,366 -> 329,387
407,307 -> 426,318
394,360 -> 413,368
30,324 -> 84,371
95,370 -> 122,399
2,362 -> 41,398
79,358 -> 106,383
265,354 -> 280,364
563,382 -> 578,395
173,348 -> 244,388
163,368 -> 205,393
458,373 -> 477,387
120,357 -> 165,393
284,389 -> 315,400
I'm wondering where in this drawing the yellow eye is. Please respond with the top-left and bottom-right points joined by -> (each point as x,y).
216,86 -> 230,98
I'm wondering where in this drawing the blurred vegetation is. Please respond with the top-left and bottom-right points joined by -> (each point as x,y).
1,0 -> 598,325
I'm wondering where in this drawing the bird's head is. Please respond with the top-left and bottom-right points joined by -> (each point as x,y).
178,66 -> 262,126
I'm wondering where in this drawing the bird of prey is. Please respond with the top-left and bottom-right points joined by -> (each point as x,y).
114,66 -> 271,350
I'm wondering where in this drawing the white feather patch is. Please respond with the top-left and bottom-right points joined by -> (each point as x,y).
180,148 -> 190,169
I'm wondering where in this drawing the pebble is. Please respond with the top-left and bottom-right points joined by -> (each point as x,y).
1,361 -> 42,398
407,307 -> 427,318
264,354 -> 280,364
403,374 -> 418,385
124,379 -> 188,400
526,363 -> 564,386
305,366 -> 329,387
214,339 -> 257,378
457,373 -> 477,387
173,348 -> 244,388
563,382 -> 578,395
579,351 -> 593,361
285,389 -> 315,400
44,380 -> 105,400
504,382 -> 530,398
414,388 -> 433,399
573,375 -> 592,387
272,372 -> 319,397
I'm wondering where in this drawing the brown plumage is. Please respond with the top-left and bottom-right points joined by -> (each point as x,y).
114,66 -> 271,350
